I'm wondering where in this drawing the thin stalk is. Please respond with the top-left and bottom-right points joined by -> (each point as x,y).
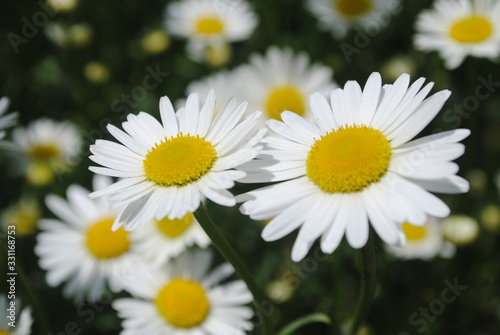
194,203 -> 273,335
346,232 -> 377,335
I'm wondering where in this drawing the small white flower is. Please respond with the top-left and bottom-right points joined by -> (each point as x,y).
164,0 -> 257,61
385,217 -> 456,260
306,0 -> 399,39
35,176 -> 137,301
0,295 -> 32,335
414,0 -> 500,69
11,118 -> 81,185
113,249 -> 254,334
235,46 -> 337,122
238,72 -> 469,262
89,90 -> 266,231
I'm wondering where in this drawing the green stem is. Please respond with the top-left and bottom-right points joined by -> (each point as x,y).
193,203 -> 273,335
276,312 -> 331,335
346,232 -> 377,335
1,237 -> 51,334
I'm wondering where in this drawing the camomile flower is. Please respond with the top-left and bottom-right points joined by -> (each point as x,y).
235,47 -> 336,122
113,249 -> 254,335
306,0 -> 399,39
414,0 -> 500,69
131,212 -> 210,267
0,295 -> 33,335
89,90 -> 266,231
385,217 -> 456,260
237,72 -> 469,262
164,0 -> 257,62
0,97 -> 17,141
11,118 -> 81,185
35,175 -> 138,301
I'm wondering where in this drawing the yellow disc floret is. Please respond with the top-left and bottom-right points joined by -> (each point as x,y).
143,135 -> 217,187
306,125 -> 391,193
28,144 -> 59,161
156,213 -> 194,238
265,86 -> 305,121
402,222 -> 428,242
155,278 -> 210,328
334,0 -> 373,17
195,17 -> 224,35
85,217 -> 130,259
450,15 -> 493,43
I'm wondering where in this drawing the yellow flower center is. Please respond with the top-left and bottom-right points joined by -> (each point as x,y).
155,278 -> 210,328
449,15 -> 493,43
195,17 -> 224,35
265,86 -> 305,121
28,144 -> 59,161
143,135 -> 217,187
334,0 -> 373,17
156,213 -> 194,238
85,217 -> 130,259
402,222 -> 429,242
0,330 -> 11,335
306,125 -> 391,193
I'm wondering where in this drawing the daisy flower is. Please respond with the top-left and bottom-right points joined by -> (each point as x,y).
164,0 -> 257,61
35,175 -> 137,301
0,295 -> 33,335
385,217 -> 456,260
131,212 -> 210,267
0,96 -> 17,141
235,47 -> 336,122
113,249 -> 254,335
414,0 -> 500,69
306,0 -> 399,39
11,118 -> 81,186
237,72 -> 470,262
89,90 -> 266,231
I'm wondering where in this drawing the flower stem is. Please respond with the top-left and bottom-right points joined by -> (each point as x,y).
194,203 -> 273,335
346,232 -> 377,335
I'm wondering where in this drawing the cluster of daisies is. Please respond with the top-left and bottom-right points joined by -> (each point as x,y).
164,0 -> 500,69
2,0 -> 497,333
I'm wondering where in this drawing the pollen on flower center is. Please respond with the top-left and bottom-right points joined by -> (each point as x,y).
306,125 -> 391,193
265,85 -> 305,121
449,15 -> 493,43
402,222 -> 428,241
195,17 -> 224,35
156,213 -> 193,238
143,135 -> 217,187
155,278 -> 210,328
86,217 -> 130,259
28,144 -> 59,161
0,330 -> 12,335
334,0 -> 373,17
